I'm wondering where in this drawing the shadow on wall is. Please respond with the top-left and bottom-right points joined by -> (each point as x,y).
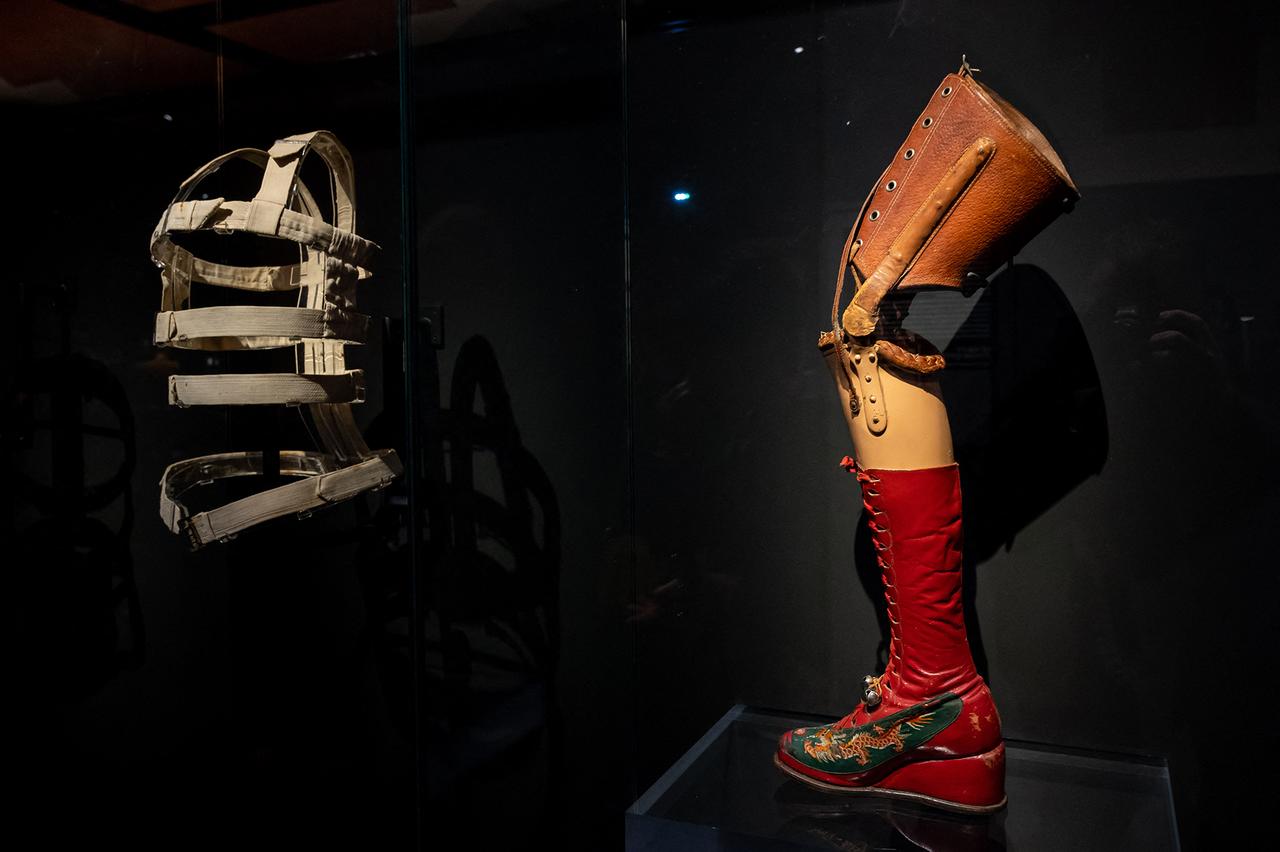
949,263 -> 1109,564
5,282 -> 145,702
854,264 -> 1109,680
360,324 -> 566,843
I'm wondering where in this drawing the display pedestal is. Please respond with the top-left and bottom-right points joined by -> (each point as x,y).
627,705 -> 1179,851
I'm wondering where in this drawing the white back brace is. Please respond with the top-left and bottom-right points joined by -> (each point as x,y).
151,130 -> 402,548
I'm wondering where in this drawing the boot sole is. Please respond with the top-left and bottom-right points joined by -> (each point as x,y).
773,751 -> 1007,815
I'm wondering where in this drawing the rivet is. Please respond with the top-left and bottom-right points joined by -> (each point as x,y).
922,117 -> 933,127
886,180 -> 897,191
904,148 -> 915,160
942,86 -> 953,97
853,353 -> 861,363
869,354 -> 876,363
869,210 -> 880,220
869,395 -> 876,403
872,416 -> 881,424
865,375 -> 873,383
854,238 -> 863,246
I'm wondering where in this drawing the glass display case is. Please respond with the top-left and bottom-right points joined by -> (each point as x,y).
627,705 -> 1178,851
5,2 -> 1277,849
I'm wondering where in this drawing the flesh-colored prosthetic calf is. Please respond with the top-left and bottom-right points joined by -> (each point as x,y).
774,60 -> 1078,812
819,322 -> 953,471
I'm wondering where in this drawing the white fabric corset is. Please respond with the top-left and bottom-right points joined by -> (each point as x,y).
151,130 -> 401,548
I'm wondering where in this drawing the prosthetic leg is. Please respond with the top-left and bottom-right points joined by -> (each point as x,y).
774,60 -> 1077,813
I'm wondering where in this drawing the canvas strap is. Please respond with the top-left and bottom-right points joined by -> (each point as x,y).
153,305 -> 369,350
168,370 -> 364,407
159,450 -> 402,548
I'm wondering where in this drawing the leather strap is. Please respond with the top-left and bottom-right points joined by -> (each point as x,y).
842,136 -> 996,337
849,344 -> 888,435
830,179 -> 880,334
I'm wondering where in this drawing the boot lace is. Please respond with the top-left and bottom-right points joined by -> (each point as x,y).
840,456 -> 899,712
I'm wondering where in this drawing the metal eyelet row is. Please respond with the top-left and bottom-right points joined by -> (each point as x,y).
863,82 -> 957,245
870,492 -> 901,682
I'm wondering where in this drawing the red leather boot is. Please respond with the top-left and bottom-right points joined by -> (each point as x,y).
775,461 -> 1006,813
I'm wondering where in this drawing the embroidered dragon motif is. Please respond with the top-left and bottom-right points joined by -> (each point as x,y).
802,712 -> 936,766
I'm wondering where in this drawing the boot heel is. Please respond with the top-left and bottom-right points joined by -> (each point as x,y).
875,743 -> 1007,813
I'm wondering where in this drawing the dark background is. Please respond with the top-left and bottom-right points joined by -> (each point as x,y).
3,1 -> 1278,849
